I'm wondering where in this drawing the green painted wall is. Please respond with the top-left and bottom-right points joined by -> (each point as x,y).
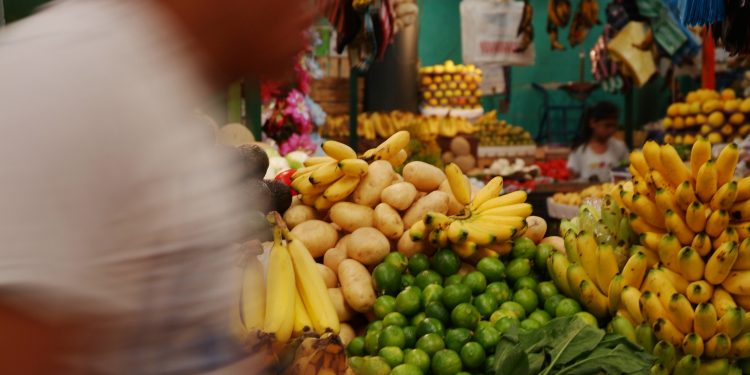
4,0 -> 50,23
417,0 -> 669,141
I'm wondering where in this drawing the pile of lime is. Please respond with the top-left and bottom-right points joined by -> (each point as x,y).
347,238 -> 597,375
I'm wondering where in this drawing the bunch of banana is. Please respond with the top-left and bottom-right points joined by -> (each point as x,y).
290,131 -> 410,211
321,112 -> 478,141
408,164 -> 532,261
279,331 -> 347,375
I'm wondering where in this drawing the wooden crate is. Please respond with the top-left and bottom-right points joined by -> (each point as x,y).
310,77 -> 364,117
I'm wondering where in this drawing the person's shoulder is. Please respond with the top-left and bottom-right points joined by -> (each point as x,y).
608,138 -> 628,151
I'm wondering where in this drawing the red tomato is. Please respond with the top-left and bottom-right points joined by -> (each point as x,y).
275,169 -> 298,195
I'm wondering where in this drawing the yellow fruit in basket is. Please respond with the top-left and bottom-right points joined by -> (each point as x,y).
442,74 -> 452,82
428,83 -> 438,91
675,135 -> 684,145
686,116 -> 696,127
686,92 -> 699,103
700,124 -> 712,135
667,104 -> 680,117
730,112 -> 745,125
703,100 -> 723,114
428,99 -> 438,106
674,117 -> 685,129
709,112 -> 726,127
696,114 -> 708,125
664,134 -> 675,144
708,132 -> 724,144
683,134 -> 696,145
676,103 -> 688,116
423,92 -> 433,100
721,88 -> 737,100
689,102 -> 702,115
740,124 -> 750,137
725,99 -> 741,113
741,98 -> 750,113
721,124 -> 734,137
663,117 -> 674,129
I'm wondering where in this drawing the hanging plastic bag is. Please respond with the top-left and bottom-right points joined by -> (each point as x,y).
460,0 -> 535,66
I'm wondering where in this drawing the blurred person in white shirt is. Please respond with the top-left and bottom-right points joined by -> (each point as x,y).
0,0 -> 314,373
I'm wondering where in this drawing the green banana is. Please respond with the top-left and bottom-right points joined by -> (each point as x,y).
674,355 -> 700,375
653,340 -> 677,372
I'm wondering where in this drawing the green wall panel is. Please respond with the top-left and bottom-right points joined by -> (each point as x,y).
4,0 -> 50,23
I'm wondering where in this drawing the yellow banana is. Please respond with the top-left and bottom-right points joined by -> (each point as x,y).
717,307 -> 745,338
706,241 -> 739,285
632,194 -> 665,228
731,332 -> 750,358
621,251 -> 648,289
676,181 -> 698,210
608,274 -> 626,315
620,190 -> 636,212
447,221 -> 495,246
301,193 -> 319,206
642,268 -> 679,309
286,231 -> 340,334
653,317 -> 686,347
655,188 -> 681,216
640,246 -> 660,268
660,266 -> 689,294
696,160 -> 718,203
665,209 -> 696,245
264,228 -> 297,344
641,290 -> 671,324
567,263 -> 593,300
470,177 -> 503,211
576,231 -> 600,281
630,149 -> 650,177
338,159 -> 369,177
596,243 -> 619,293
386,149 -> 408,168
322,140 -> 357,161
475,192 -> 529,213
445,163 -> 471,206
643,140 -> 666,175
714,227 -> 740,250
692,232 -> 713,257
293,164 -> 324,179
409,220 -> 427,241
686,201 -> 709,232
368,130 -> 410,161
734,238 -> 750,270
548,252 -> 573,297
682,333 -> 705,357
630,213 -> 662,235
722,270 -> 750,295
733,222 -> 750,241
648,170 -> 674,193
660,144 -> 692,187
453,240 -> 478,259
711,181 -> 739,211
731,199 -> 750,222
707,210 -> 731,237
239,253 -> 266,336
292,173 -> 329,195
678,246 -> 706,281
712,287 -> 739,318
695,303 -> 719,340
687,280 -> 714,304
658,233 -> 682,272
699,358 -> 730,374
304,156 -> 336,167
313,195 -> 334,211
633,177 -> 652,199
620,285 -> 645,323
668,292 -> 695,334
462,221 -> 516,244
473,215 -> 526,229
640,232 -> 662,251
293,287 -> 313,336
737,176 -> 750,201
735,295 -> 750,311
322,175 -> 360,202
705,333 -> 732,358
691,136 -> 712,179
716,143 -> 739,186
424,212 -> 453,230
309,162 -> 344,185
579,279 -> 610,318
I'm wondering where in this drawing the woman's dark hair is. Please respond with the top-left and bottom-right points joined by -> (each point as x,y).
571,101 -> 620,150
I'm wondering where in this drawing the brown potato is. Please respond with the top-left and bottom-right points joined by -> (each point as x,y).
347,227 -> 391,265
402,191 -> 450,229
338,323 -> 356,345
397,231 -> 425,257
525,216 -> 547,244
374,203 -> 404,240
439,180 -> 464,216
290,220 -> 339,258
283,205 -> 316,229
541,236 -> 565,253
381,182 -> 418,211
317,263 -> 338,288
338,259 -> 376,313
330,202 -> 374,232
327,287 -> 355,322
458,262 -> 475,276
324,246 -> 348,273
402,161 -> 446,192
353,160 -> 394,207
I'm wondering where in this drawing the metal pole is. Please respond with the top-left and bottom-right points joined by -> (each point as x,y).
244,80 -> 263,141
349,70 -> 359,151
1,0 -> 5,26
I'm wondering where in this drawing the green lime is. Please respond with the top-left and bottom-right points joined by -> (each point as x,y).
474,326 -> 500,352
477,320 -> 493,330
404,348 -> 431,373
473,293 -> 498,317
485,354 -> 496,373
415,270 -> 443,290
432,249 -> 461,277
486,282 -> 512,304
367,320 -> 384,333
489,309 -> 517,323
445,328 -> 473,352
390,363 -> 424,375
544,294 -> 566,316
514,275 -> 538,291
403,325 -> 417,348
347,336 -> 366,356
451,303 -> 481,330
416,317 -> 445,337
396,287 -> 423,316
462,271 -> 487,295
373,296 -> 397,319
555,298 -> 582,317
442,284 -> 472,310
506,258 -> 532,281
425,301 -> 450,324
379,346 -> 405,368
511,237 -> 537,259
348,356 -> 365,371
373,263 -> 402,295
456,372 -> 472,375
494,316 -> 520,334
361,356 -> 392,375
385,252 -> 409,272
528,309 -> 552,325
520,318 -> 542,330
499,301 -> 527,319
383,312 -> 409,327
365,330 -> 382,354
423,284 -> 444,305
415,333 -> 445,356
380,325 -> 406,348
411,312 -> 426,327
536,281 -> 559,301
512,288 -> 539,314
460,341 -> 486,370
476,257 -> 506,282
409,254 -> 431,276
444,274 -> 464,286
401,274 -> 416,288
431,349 -> 463,375
535,244 -> 555,273
575,311 -> 598,327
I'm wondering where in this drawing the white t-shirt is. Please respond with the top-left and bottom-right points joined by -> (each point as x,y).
567,138 -> 629,182
0,1 -> 264,373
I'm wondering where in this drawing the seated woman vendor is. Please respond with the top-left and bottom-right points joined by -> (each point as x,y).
567,101 -> 629,182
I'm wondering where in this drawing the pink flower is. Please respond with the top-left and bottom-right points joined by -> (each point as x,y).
295,61 -> 312,94
284,90 -> 312,132
280,133 -> 316,156
260,81 -> 282,102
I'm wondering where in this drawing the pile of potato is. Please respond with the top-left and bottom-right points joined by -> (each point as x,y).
282,160 -> 463,323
